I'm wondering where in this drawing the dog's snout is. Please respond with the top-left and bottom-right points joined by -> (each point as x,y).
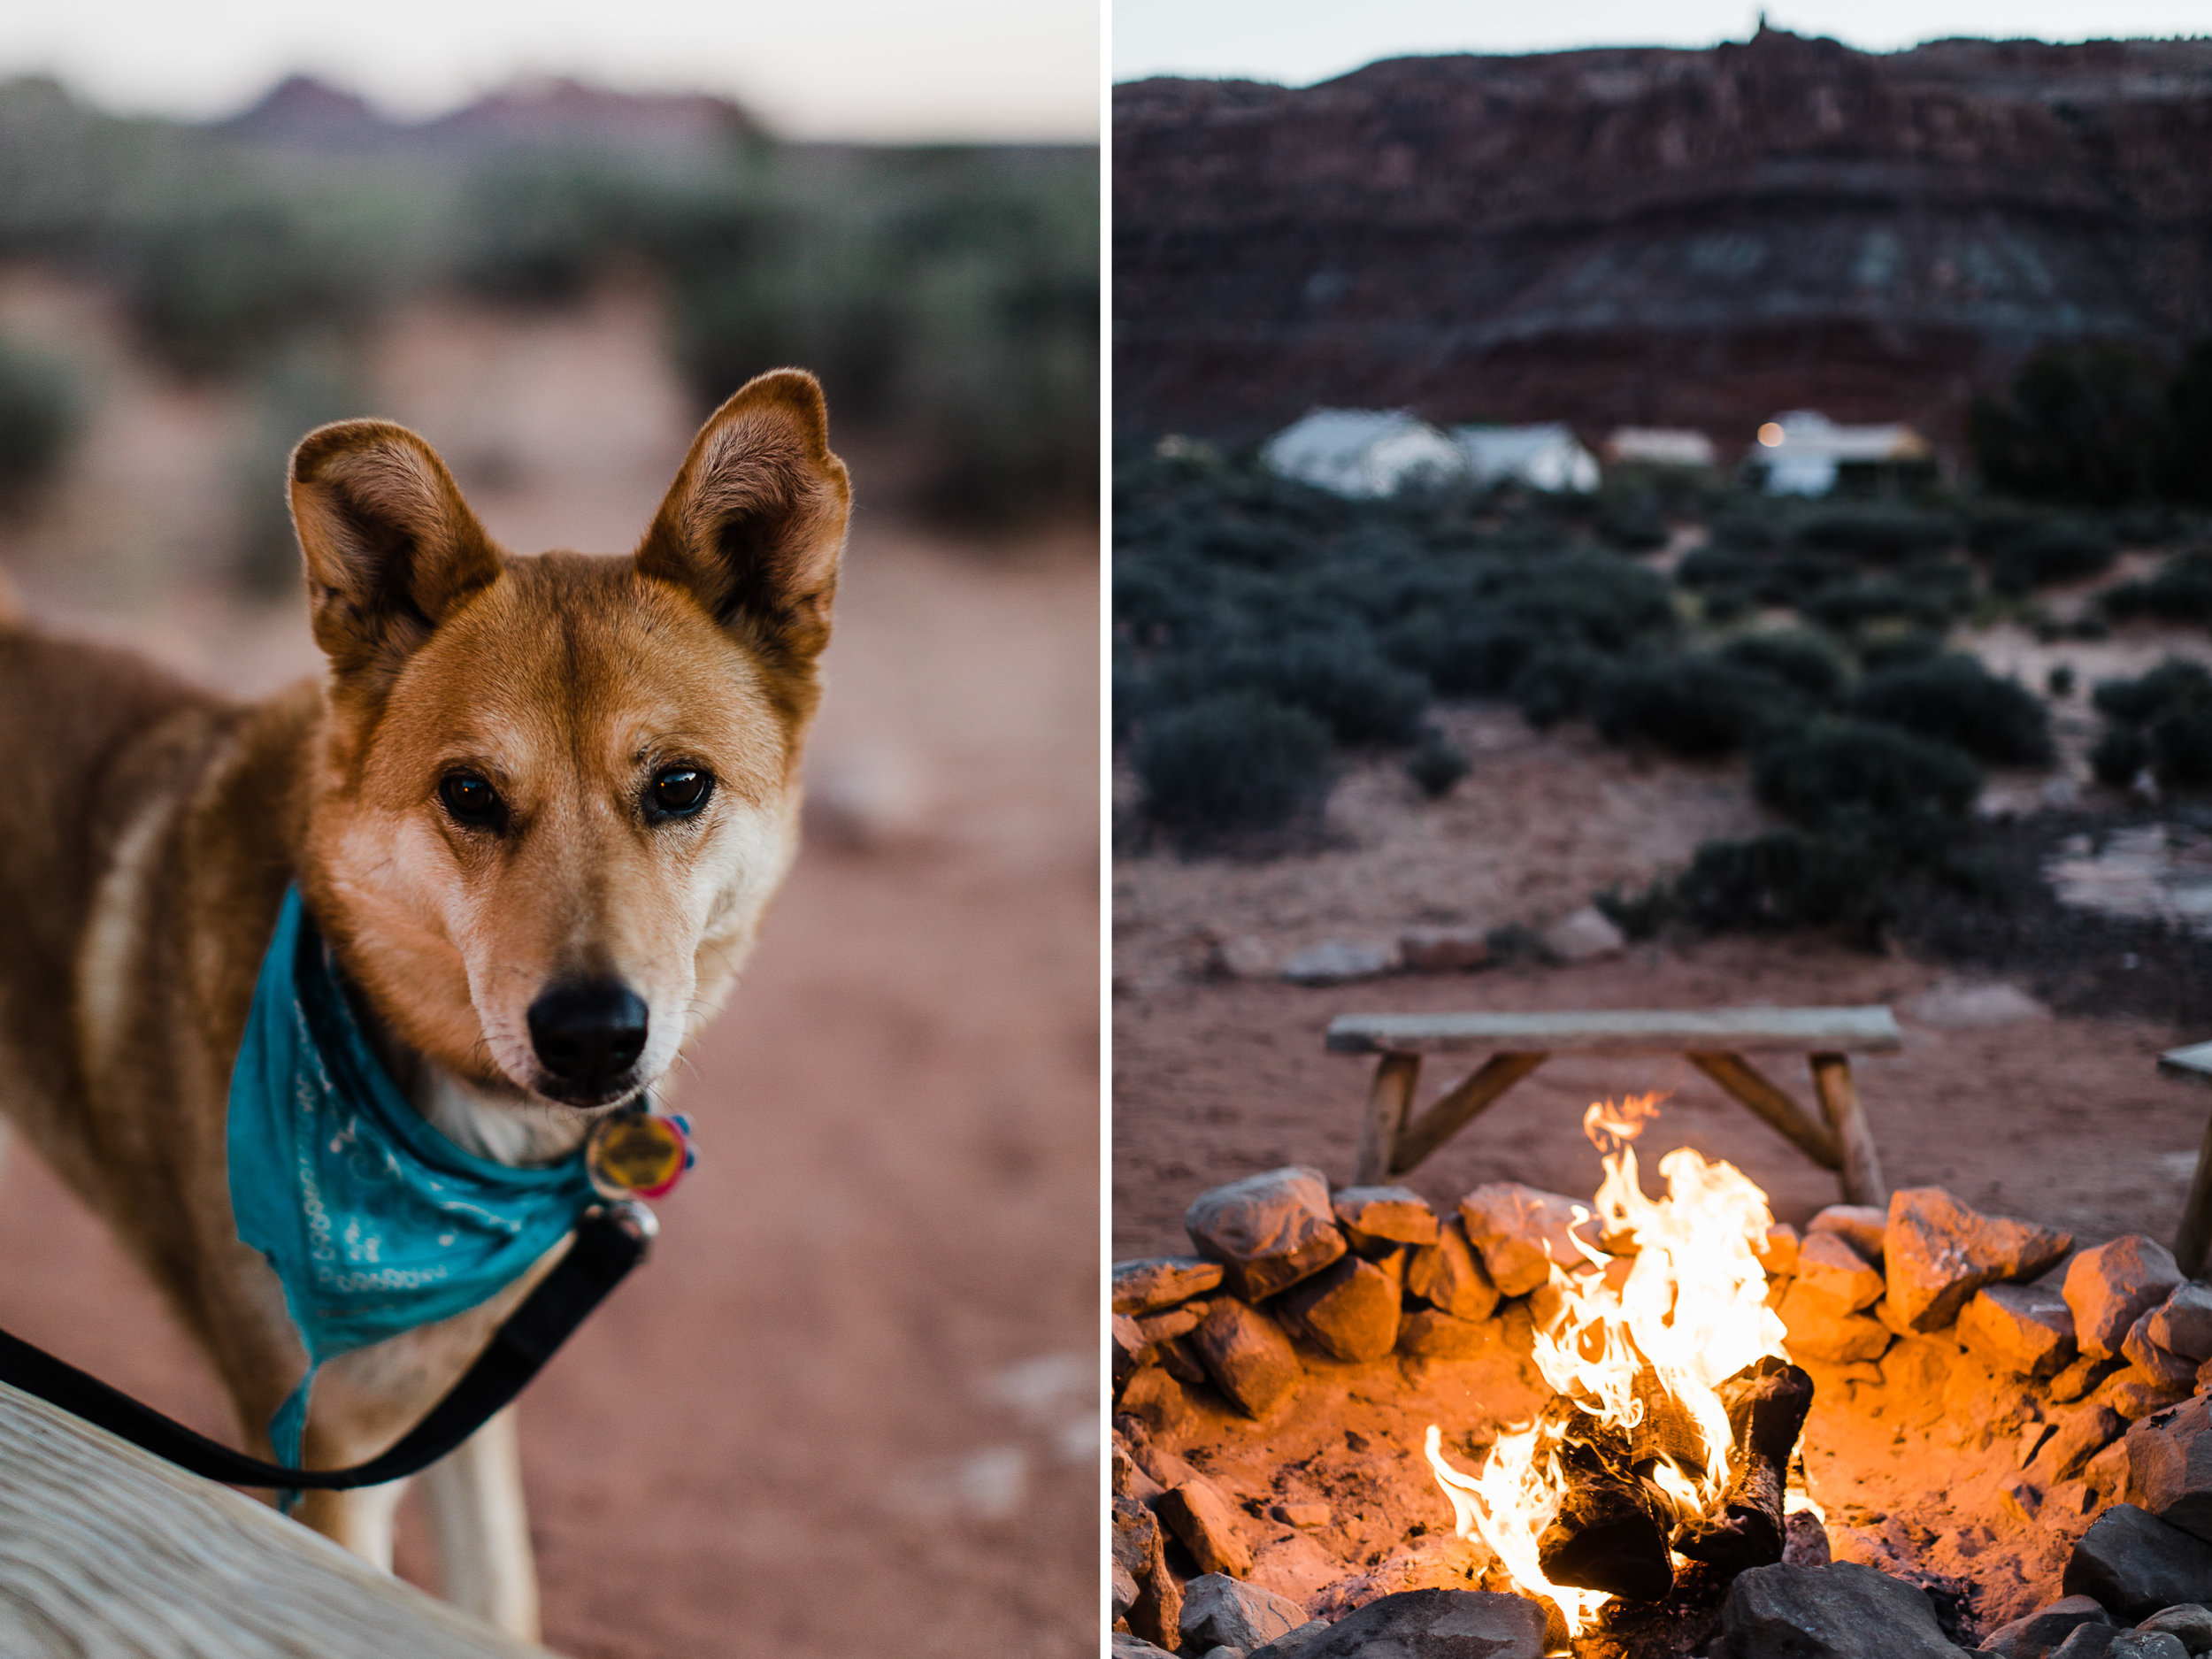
527,980 -> 649,1088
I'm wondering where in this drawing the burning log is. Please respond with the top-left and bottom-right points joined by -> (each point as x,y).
1673,1356 -> 1815,1572
1531,1402 -> 1677,1602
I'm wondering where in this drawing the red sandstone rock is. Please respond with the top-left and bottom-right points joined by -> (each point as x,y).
1331,1184 -> 1440,1248
1797,1230 -> 1885,1313
1755,1223 -> 1801,1279
1960,1283 -> 2078,1380
1192,1299 -> 1303,1418
2126,1394 -> 2212,1543
1808,1205 -> 1887,1265
1272,1255 -> 1401,1362
1112,1496 -> 1182,1650
1778,1280 -> 1892,1363
1118,1366 -> 1195,1436
2066,1237 -> 2185,1361
2125,1310 -> 2201,1389
1186,1167 -> 1347,1302
1883,1187 -> 2072,1334
2108,1371 -> 2195,1422
1458,1183 -> 1588,1298
1398,1307 -> 1505,1359
1180,1573 -> 1311,1654
1396,926 -> 1491,973
1407,1217 -> 1503,1323
2034,1403 -> 2129,1482
1156,1477 -> 1254,1578
1114,1256 -> 1225,1315
2149,1283 -> 2212,1364
2051,1353 -> 2129,1404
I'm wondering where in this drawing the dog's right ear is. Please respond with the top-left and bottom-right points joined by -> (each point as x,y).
289,420 -> 503,690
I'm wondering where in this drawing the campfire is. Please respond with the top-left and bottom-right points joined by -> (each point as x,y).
1420,1096 -> 1817,1633
1112,1097 -> 2212,1658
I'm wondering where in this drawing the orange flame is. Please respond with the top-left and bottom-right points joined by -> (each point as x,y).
1425,1097 -> 1790,1635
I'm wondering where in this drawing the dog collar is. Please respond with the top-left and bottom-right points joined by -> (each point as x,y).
586,1107 -> 696,1201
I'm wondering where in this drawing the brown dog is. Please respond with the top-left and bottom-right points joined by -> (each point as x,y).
0,369 -> 849,1637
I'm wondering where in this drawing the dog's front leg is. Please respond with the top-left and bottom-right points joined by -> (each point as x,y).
295,1479 -> 411,1571
421,1406 -> 539,1641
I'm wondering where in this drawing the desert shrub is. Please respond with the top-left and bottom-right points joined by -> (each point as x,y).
1675,831 -> 1891,931
1378,554 -> 1677,696
1984,518 -> 2117,595
2166,341 -> 2212,505
0,334 -> 78,503
1846,655 -> 2053,766
2103,551 -> 2212,627
2091,658 -> 2212,726
1970,344 -> 2173,507
2152,704 -> 2212,788
1856,630 -> 1947,672
1133,692 -> 1333,842
1709,511 -> 1786,552
2091,658 -> 2212,791
1162,631 -> 1431,746
1801,579 -> 1954,634
2091,726 -> 2151,789
1509,647 -> 1604,729
1593,879 -> 1678,941
1796,507 -> 1957,562
127,199 -> 376,376
1752,720 -> 1982,828
2047,664 -> 2076,698
1587,656 -> 1808,757
1598,498 -> 1669,551
1405,728 -> 1471,798
1717,631 -> 1847,703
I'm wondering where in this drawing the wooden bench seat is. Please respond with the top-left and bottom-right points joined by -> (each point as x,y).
1328,1005 -> 1902,1205
2159,1041 -> 2212,1275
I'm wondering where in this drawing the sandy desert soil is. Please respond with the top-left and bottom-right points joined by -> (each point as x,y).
0,282 -> 1100,1658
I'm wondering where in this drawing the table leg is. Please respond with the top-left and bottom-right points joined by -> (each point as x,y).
1356,1053 -> 1421,1185
1809,1052 -> 1886,1208
2175,1105 -> 2212,1277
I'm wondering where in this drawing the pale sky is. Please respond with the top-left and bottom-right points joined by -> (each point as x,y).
1114,0 -> 2210,84
0,0 -> 1101,142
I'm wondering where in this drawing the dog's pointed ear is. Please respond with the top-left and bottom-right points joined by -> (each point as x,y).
634,370 -> 851,664
290,420 -> 503,687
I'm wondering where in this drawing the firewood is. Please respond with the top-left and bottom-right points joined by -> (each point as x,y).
1532,1402 -> 1676,1601
1673,1356 -> 1815,1571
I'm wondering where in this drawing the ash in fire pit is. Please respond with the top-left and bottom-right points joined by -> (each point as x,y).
1112,1102 -> 2212,1657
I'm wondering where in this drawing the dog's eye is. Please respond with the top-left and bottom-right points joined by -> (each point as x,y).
649,766 -> 712,820
439,772 -> 506,830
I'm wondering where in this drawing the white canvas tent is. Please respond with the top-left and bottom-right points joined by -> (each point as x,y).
1448,423 -> 1601,494
1605,427 -> 1717,469
1746,410 -> 1933,495
1260,409 -> 1465,497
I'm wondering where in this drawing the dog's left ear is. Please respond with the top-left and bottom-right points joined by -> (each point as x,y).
634,369 -> 851,664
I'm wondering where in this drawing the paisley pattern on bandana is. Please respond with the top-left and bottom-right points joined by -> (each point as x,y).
227,887 -> 599,1474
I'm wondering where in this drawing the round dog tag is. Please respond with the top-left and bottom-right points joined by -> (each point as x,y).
587,1110 -> 694,1201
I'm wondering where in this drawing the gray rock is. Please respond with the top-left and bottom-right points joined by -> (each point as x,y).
1798,1229 -> 1886,1312
1333,1185 -> 1440,1248
1180,1574 -> 1309,1654
1251,1588 -> 1547,1658
1906,979 -> 2050,1028
1458,1183 -> 1588,1298
1961,1283 -> 2078,1379
1543,905 -> 1625,963
1186,1167 -> 1348,1302
1207,934 -> 1277,980
2137,1605 -> 2212,1654
1247,1621 -> 1335,1659
1398,926 -> 1490,973
1115,1256 -> 1226,1315
2129,1396 -> 2212,1544
1157,1477 -> 1253,1578
1280,940 -> 1394,985
1407,1217 -> 1502,1322
1977,1594 -> 2110,1659
2111,1634 -> 2191,1659
1809,1205 -> 1888,1264
2053,1629 -> 2123,1659
1200,1647 -> 1246,1659
2131,1311 -> 2205,1389
2068,1238 -> 2186,1361
1719,1560 -> 1969,1656
2065,1505 -> 2212,1624
2153,1286 -> 2212,1365
1193,1300 -> 1303,1418
1272,1255 -> 1401,1363
1112,1634 -> 1176,1659
1884,1187 -> 2071,1333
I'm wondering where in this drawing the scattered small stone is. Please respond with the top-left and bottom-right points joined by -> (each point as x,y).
1253,1589 -> 1547,1659
1138,1305 -> 1207,1346
2111,1373 -> 2198,1422
1207,933 -> 1277,980
1799,1230 -> 1886,1312
1779,1279 -> 1893,1363
1113,1496 -> 1182,1650
1962,1284 -> 2080,1380
1458,1183 -> 1589,1298
2110,1632 -> 2191,1659
1157,1479 -> 1254,1578
1978,1594 -> 2110,1659
2052,1626 -> 2124,1659
2137,1605 -> 2212,1653
2037,1404 -> 2131,1483
1279,940 -> 1395,985
1114,1437 -> 1166,1502
1397,1307 -> 1504,1359
1118,1366 -> 1195,1435
2152,1286 -> 2212,1365
2065,1505 -> 2212,1623
1332,1185 -> 1440,1248
1186,1168 -> 1348,1302
1758,1223 -> 1802,1278
1809,1205 -> 1888,1264
1271,1255 -> 1401,1363
1271,1500 -> 1330,1528
2068,1238 -> 2187,1361
1905,979 -> 2050,1028
1115,1256 -> 1226,1315
2131,1317 -> 2204,1393
2053,1354 -> 2131,1404
1717,1559 -> 1969,1657
1114,1314 -> 1157,1384
1783,1509 -> 1832,1566
1884,1187 -> 2072,1333
2001,1475 -> 2044,1523
2128,1396 -> 2212,1543
1542,905 -> 1626,964
1406,1218 -> 1502,1323
2049,1480 -> 2101,1521
1397,926 -> 1491,973
1179,1573 -> 1309,1655
1192,1300 -> 1303,1419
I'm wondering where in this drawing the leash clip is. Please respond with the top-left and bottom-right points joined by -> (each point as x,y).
584,1102 -> 696,1201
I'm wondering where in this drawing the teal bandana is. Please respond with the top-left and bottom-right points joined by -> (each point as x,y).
227,887 -> 599,1480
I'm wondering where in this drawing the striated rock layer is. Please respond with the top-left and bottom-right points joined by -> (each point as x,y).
1113,29 -> 2212,449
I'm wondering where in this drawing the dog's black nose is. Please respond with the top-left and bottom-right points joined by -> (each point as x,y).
527,980 -> 649,1088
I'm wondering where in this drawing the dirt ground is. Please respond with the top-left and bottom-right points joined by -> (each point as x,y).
0,280 -> 1100,1658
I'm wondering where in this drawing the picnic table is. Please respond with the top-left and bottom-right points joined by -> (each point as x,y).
2159,1041 -> 2212,1276
1326,1005 -> 1902,1206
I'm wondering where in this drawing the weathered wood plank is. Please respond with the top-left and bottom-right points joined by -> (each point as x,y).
0,1380 -> 547,1658
1684,1052 -> 1841,1172
1356,1053 -> 1421,1185
2161,1041 -> 2212,1085
1387,1052 -> 1551,1179
1325,1007 -> 1902,1056
1809,1054 -> 1887,1208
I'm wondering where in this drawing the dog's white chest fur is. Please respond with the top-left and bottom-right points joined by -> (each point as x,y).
412,1065 -> 592,1168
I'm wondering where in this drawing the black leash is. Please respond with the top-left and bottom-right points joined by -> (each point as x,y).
0,1202 -> 651,1491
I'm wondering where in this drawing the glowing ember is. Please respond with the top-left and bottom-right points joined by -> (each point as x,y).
1424,1095 -> 1796,1633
